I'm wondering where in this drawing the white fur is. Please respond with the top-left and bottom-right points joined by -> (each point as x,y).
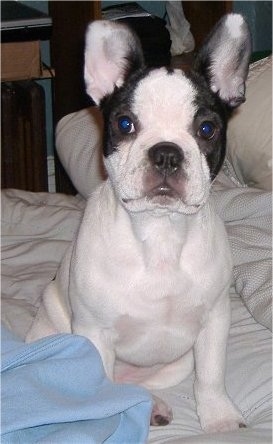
225,13 -> 244,38
27,179 -> 243,431
28,181 -> 232,371
27,16 -> 250,432
209,14 -> 250,106
84,21 -> 136,104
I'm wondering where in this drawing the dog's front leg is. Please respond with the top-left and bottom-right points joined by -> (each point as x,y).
73,325 -> 116,381
194,294 -> 245,433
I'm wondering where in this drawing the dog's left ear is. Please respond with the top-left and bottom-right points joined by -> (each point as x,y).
84,20 -> 144,105
194,14 -> 252,108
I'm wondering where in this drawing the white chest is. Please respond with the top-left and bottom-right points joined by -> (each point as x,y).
72,196 -> 231,367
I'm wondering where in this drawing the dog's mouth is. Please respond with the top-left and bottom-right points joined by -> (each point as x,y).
146,174 -> 187,201
122,180 -> 180,203
119,161 -> 211,212
122,180 -> 202,211
146,183 -> 181,204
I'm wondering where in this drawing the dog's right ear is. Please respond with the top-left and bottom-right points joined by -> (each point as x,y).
193,14 -> 252,108
84,20 -> 144,105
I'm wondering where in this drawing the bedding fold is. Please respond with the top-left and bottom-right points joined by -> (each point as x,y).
1,325 -> 152,443
211,185 -> 272,330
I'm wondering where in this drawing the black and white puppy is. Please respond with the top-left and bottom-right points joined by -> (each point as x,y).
27,14 -> 251,432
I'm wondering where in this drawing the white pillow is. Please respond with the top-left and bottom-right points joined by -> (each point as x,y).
226,56 -> 272,190
56,107 -> 105,199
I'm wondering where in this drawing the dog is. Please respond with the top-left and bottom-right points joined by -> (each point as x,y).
27,13 -> 251,432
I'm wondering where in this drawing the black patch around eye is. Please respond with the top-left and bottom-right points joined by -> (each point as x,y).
102,103 -> 136,157
100,68 -> 152,157
192,105 -> 227,180
103,111 -> 138,157
188,72 -> 229,180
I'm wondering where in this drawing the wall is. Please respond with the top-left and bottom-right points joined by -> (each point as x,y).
233,1 -> 272,51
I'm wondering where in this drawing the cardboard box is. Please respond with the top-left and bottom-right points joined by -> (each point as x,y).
1,41 -> 41,81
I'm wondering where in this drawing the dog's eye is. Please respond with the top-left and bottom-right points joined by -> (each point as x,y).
198,121 -> 216,140
118,116 -> 135,134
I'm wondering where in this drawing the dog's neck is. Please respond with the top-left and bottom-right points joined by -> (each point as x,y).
129,210 -> 197,270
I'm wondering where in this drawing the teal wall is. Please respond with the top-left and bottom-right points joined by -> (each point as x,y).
233,1 -> 272,51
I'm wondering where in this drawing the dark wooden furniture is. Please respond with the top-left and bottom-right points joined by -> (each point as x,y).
48,1 -> 101,123
171,1 -> 233,71
1,41 -> 50,192
48,1 -> 101,194
1,80 -> 48,191
183,1 -> 232,49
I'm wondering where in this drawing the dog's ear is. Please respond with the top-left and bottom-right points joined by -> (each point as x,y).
84,20 -> 144,105
193,14 -> 252,108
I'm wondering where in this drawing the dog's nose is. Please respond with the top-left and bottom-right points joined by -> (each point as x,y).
148,143 -> 183,176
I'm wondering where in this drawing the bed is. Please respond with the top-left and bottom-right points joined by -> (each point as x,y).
2,57 -> 272,443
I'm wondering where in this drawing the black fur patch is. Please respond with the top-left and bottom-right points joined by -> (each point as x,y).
101,67 -> 153,157
187,71 -> 229,179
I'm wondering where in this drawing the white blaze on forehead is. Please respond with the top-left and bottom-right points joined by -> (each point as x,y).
225,13 -> 244,38
132,69 -> 197,136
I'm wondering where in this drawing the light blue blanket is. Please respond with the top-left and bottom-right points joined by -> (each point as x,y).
1,325 -> 152,443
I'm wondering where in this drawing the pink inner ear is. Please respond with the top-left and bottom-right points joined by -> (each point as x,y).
84,21 -> 134,105
85,57 -> 125,105
194,14 -> 251,109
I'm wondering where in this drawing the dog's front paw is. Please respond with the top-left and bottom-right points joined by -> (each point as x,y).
198,398 -> 246,433
150,395 -> 173,426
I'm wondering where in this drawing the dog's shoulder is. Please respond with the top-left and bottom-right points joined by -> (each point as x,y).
81,179 -> 133,239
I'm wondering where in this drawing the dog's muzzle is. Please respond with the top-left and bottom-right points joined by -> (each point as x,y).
146,142 -> 185,200
148,142 -> 183,177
